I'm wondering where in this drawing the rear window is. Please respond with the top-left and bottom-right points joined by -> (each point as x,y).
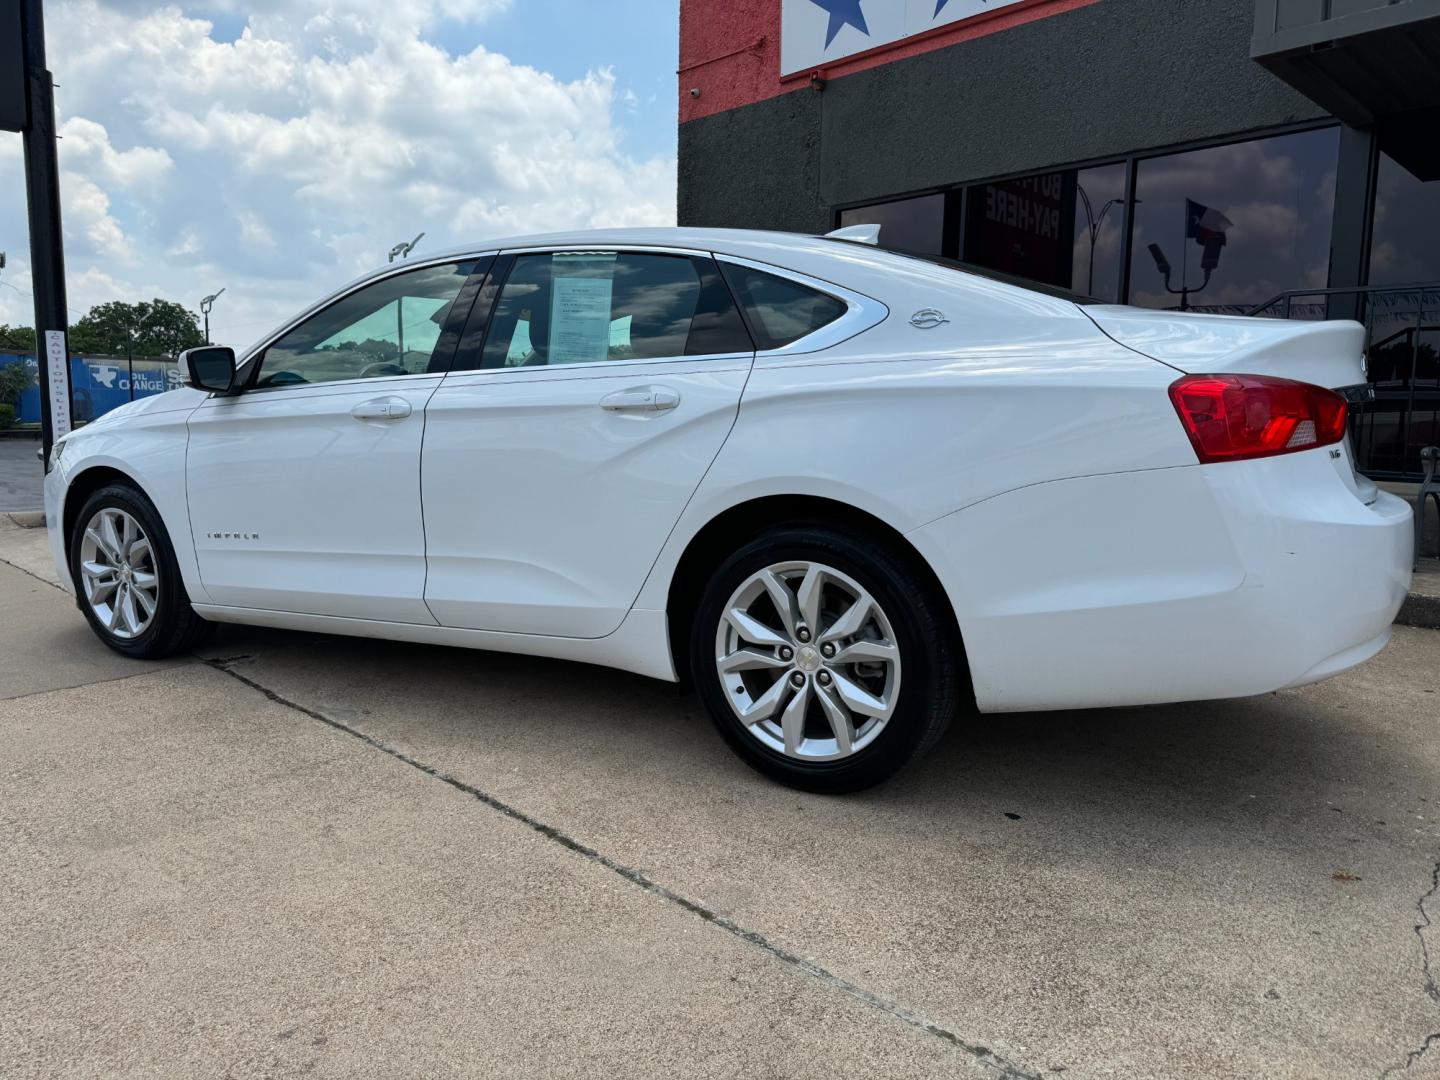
720,264 -> 849,350
828,240 -> 1099,305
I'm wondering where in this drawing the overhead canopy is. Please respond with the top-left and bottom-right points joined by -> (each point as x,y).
1252,0 -> 1440,179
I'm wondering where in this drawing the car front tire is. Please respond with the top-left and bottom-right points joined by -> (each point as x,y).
69,483 -> 212,659
691,524 -> 961,793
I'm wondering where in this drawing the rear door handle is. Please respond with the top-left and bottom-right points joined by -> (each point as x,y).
600,386 -> 680,413
351,397 -> 412,421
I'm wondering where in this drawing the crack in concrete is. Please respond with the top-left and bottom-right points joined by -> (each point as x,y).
204,657 -> 1041,1080
1380,860 -> 1440,1079
1420,862 -> 1440,1008
0,666 -> 189,703
0,553 -> 65,593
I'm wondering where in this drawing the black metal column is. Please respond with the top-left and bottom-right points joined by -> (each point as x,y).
18,0 -> 70,469
1327,123 -> 1378,322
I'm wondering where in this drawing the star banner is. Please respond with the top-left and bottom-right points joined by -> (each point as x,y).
781,0 -> 1029,76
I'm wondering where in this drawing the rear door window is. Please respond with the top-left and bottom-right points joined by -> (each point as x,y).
719,264 -> 849,350
468,251 -> 751,370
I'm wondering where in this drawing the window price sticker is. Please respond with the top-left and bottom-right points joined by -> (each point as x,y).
44,330 -> 72,439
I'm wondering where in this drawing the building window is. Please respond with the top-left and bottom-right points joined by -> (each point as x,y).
961,163 -> 1127,302
838,193 -> 945,255
1361,154 -> 1440,475
1127,127 -> 1341,313
1368,152 -> 1440,286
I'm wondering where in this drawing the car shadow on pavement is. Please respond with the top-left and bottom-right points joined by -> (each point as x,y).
195,620 -> 1432,887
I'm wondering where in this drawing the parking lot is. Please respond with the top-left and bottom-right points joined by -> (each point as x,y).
0,438 -> 43,513
1,516 -> 1437,1079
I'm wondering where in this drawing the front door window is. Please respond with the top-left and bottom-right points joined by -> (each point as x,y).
255,261 -> 478,388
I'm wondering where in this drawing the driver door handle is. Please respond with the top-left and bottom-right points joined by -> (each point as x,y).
600,386 -> 680,413
351,397 -> 412,421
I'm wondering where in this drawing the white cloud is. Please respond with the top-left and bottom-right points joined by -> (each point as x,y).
0,0 -> 675,348
59,118 -> 174,191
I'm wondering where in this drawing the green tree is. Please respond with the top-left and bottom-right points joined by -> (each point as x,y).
68,302 -> 138,355
0,359 -> 33,409
70,299 -> 203,358
135,298 -> 205,356
0,324 -> 37,352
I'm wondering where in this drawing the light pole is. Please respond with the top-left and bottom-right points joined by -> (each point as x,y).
199,288 -> 225,345
1147,242 -> 1223,312
11,0 -> 72,469
387,234 -> 423,366
1076,187 -> 1140,297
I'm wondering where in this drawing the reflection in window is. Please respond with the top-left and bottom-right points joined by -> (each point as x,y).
1354,291 -> 1440,476
720,265 -> 848,350
1128,127 -> 1340,314
257,261 -> 477,388
838,193 -> 945,255
1352,154 -> 1440,478
477,252 -> 750,370
1369,153 -> 1440,286
961,163 -> 1127,301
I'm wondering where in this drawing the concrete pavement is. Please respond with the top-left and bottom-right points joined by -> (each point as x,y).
0,437 -> 43,513
1,517 -> 1437,1079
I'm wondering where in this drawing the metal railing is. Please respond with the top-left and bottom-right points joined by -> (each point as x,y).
1249,283 -> 1440,481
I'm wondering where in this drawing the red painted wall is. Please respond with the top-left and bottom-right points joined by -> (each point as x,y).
679,0 -> 1103,124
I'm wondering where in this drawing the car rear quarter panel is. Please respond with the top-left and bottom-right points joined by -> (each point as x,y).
632,301 -> 1197,614
914,449 -> 1412,711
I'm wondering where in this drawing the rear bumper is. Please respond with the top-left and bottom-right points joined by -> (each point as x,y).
911,450 -> 1413,713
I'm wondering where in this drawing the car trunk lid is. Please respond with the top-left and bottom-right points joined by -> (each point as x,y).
1083,305 -> 1367,390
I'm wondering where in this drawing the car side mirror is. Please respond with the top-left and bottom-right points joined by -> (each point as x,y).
180,346 -> 237,394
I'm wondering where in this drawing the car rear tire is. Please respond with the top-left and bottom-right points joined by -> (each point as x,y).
69,483 -> 212,659
691,524 -> 961,793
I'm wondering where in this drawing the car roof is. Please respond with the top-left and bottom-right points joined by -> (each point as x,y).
359,227 -> 1092,308
405,228 -> 1092,304
240,227 -> 1084,359
417,227 -> 841,261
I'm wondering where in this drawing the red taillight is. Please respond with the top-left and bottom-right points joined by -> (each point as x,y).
1168,373 -> 1347,464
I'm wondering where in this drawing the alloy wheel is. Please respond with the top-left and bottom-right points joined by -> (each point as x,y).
79,507 -> 159,640
715,560 -> 902,762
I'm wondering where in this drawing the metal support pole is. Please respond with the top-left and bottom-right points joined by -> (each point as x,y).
199,289 -> 223,347
1328,124 -> 1378,323
19,0 -> 70,469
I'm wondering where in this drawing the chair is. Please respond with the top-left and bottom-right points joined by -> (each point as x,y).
1417,446 -> 1440,569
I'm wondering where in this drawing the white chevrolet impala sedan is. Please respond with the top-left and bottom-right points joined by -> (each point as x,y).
44,228 -> 1414,791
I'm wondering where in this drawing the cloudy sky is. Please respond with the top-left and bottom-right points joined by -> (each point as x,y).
0,0 -> 678,347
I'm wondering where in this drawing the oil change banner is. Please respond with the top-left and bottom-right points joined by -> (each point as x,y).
781,0 -> 1028,75
0,353 -> 182,425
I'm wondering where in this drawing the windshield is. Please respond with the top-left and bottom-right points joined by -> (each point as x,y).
827,239 -> 1099,305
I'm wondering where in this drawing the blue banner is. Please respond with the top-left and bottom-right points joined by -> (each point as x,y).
0,353 -> 183,425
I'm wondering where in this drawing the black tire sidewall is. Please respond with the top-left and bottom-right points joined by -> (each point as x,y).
69,484 -> 192,659
691,525 -> 954,793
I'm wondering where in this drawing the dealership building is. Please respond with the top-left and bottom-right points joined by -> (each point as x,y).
677,0 -> 1440,479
